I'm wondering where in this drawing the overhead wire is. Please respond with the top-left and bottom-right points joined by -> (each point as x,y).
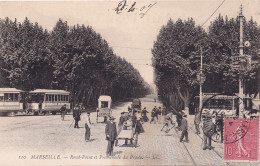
201,0 -> 226,27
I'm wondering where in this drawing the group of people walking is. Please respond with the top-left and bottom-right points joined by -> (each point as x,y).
59,103 -> 219,157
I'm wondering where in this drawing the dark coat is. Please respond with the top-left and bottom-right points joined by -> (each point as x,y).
151,109 -> 156,117
73,109 -> 81,121
118,116 -> 127,127
203,119 -> 215,136
105,121 -> 117,141
132,115 -> 144,133
181,118 -> 188,131
60,105 -> 66,112
141,109 -> 148,116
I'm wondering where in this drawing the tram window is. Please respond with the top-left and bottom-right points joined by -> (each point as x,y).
14,93 -> 19,101
61,95 -> 64,101
55,95 -> 57,101
46,95 -> 49,101
0,96 -> 3,101
57,95 -> 60,101
4,93 -> 13,101
224,100 -> 232,109
210,99 -> 218,108
64,95 -> 68,102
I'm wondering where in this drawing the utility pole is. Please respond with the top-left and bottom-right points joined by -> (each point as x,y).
199,47 -> 203,114
238,4 -> 244,118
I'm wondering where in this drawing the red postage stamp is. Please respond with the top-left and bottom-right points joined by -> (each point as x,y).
224,118 -> 259,161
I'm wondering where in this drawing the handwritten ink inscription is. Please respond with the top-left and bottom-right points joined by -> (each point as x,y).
113,0 -> 157,18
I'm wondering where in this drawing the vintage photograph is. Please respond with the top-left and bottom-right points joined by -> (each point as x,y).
0,0 -> 259,165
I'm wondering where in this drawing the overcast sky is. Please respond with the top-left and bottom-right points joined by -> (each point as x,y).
0,0 -> 259,84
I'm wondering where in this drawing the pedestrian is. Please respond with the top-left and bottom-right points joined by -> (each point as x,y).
85,112 -> 91,142
73,105 -> 81,128
162,106 -> 167,116
161,112 -> 173,132
154,106 -> 159,122
118,112 -> 127,135
180,114 -> 189,143
132,112 -> 143,147
202,114 -> 215,150
141,107 -> 149,122
176,112 -> 182,131
60,104 -> 66,121
105,116 -> 117,156
150,106 -> 157,124
194,108 -> 201,134
158,107 -> 162,123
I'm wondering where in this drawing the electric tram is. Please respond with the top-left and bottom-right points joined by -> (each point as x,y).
0,88 -> 24,116
27,89 -> 70,115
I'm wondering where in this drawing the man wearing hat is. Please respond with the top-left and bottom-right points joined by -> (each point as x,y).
60,104 -> 66,121
105,116 -> 117,156
202,114 -> 215,150
141,107 -> 149,122
85,112 -> 91,142
180,114 -> 189,143
73,105 -> 81,128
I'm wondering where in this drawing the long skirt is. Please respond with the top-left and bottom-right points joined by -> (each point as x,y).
85,123 -> 90,141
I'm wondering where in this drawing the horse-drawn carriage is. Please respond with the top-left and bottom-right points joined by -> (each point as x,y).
131,98 -> 141,112
96,95 -> 112,123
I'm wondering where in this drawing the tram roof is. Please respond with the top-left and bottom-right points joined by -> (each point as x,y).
29,89 -> 70,94
98,95 -> 112,101
0,88 -> 23,93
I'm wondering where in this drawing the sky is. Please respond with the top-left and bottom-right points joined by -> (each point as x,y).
0,0 -> 259,85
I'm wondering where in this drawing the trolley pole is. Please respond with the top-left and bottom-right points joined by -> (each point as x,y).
238,5 -> 244,118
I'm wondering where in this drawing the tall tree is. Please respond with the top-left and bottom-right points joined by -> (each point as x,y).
152,18 -> 206,113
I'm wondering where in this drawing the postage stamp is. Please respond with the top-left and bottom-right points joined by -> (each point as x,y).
224,118 -> 259,161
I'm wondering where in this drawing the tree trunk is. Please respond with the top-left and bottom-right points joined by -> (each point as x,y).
177,88 -> 190,115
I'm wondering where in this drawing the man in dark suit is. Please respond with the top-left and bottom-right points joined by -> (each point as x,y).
60,104 -> 66,121
202,115 -> 215,150
105,116 -> 117,156
180,114 -> 189,143
73,105 -> 81,128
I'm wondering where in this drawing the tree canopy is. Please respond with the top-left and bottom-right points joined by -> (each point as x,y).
152,15 -> 260,113
0,17 -> 149,107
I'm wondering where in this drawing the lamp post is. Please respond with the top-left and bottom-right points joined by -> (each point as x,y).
238,5 -> 244,118
199,48 -> 203,114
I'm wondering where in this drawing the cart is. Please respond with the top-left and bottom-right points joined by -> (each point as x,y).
115,119 -> 138,148
96,95 -> 112,123
131,98 -> 141,112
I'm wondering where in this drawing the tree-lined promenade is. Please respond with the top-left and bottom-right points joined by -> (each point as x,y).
0,18 -> 150,106
152,15 -> 260,113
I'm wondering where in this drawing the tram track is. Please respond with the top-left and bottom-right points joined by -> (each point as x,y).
173,127 -> 197,166
187,125 -> 231,166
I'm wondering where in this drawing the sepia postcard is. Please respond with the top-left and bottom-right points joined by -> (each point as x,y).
0,0 -> 259,166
